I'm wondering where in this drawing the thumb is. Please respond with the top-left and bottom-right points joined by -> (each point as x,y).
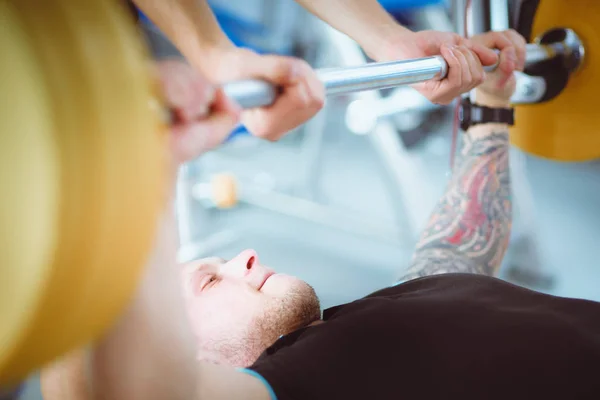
467,42 -> 499,66
171,110 -> 239,161
247,54 -> 305,85
497,47 -> 517,76
225,52 -> 303,85
495,47 -> 518,88
212,87 -> 242,115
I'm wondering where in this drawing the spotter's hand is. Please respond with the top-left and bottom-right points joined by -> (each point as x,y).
470,29 -> 527,105
203,48 -> 325,141
158,60 -> 241,165
375,30 -> 499,104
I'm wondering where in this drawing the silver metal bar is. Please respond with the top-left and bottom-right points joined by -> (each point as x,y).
345,70 -> 547,133
453,0 -> 468,36
222,80 -> 278,109
490,0 -> 510,32
222,56 -> 446,109
221,43 -> 563,109
511,71 -> 547,104
484,43 -> 560,71
526,42 -> 568,65
316,56 -> 447,95
467,0 -> 492,36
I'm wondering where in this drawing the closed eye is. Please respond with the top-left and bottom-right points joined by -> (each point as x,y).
200,275 -> 218,291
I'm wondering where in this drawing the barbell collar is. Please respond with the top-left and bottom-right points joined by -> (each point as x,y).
511,71 -> 547,104
535,28 -> 585,74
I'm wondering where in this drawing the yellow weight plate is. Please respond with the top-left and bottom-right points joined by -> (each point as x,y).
511,0 -> 600,161
0,1 -> 60,383
0,0 -> 167,383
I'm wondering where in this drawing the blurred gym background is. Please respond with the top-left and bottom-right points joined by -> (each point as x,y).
20,0 -> 600,398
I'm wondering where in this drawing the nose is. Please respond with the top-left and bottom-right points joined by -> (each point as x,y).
223,249 -> 262,278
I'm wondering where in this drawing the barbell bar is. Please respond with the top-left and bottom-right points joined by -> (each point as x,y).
221,28 -> 585,110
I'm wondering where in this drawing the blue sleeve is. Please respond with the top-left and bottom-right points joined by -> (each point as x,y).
237,368 -> 278,400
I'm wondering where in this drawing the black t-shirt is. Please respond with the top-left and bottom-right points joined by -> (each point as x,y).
249,274 -> 600,400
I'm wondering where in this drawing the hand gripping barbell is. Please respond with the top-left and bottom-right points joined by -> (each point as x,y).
220,29 -> 583,109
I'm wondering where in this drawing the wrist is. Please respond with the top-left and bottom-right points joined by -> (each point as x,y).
189,44 -> 236,81
473,90 -> 512,108
174,28 -> 235,80
460,96 -> 514,137
359,22 -> 411,61
467,123 -> 510,140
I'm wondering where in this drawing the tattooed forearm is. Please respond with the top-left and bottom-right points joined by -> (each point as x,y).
399,130 -> 512,283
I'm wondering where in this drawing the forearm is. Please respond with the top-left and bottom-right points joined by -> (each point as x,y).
132,0 -> 234,77
40,197 -> 195,400
90,208 -> 197,399
401,114 -> 512,281
82,165 -> 197,398
294,0 -> 407,58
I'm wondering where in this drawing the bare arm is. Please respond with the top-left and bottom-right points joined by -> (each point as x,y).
41,195 -> 198,400
293,0 -> 500,105
396,30 -> 526,283
292,0 -> 406,58
399,123 -> 511,282
131,0 -> 234,78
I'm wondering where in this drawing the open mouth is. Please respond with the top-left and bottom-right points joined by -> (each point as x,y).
258,272 -> 275,290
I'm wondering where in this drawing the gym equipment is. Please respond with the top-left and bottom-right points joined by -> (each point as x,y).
340,28 -> 584,135
191,171 -> 408,245
0,0 -> 594,387
1,0 -> 166,385
221,34 -> 584,109
510,0 -> 600,161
